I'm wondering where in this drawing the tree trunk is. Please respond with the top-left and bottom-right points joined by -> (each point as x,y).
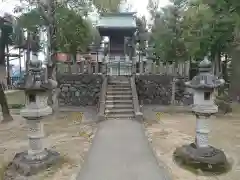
46,0 -> 58,112
0,41 -> 13,122
26,31 -> 31,72
229,47 -> 240,102
213,51 -> 221,76
0,83 -> 13,122
6,44 -> 10,86
222,54 -> 228,83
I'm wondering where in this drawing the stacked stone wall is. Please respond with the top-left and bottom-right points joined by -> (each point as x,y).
57,74 -> 103,106
135,75 -> 193,105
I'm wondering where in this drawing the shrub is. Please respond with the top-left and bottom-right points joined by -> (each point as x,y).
215,91 -> 232,114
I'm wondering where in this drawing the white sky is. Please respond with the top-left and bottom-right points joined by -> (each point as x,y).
0,0 -> 170,70
0,0 -> 171,18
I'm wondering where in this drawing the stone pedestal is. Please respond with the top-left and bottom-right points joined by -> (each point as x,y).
174,143 -> 228,172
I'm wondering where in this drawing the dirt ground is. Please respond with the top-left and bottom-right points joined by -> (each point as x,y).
145,113 -> 240,180
0,107 -> 239,180
0,112 -> 97,180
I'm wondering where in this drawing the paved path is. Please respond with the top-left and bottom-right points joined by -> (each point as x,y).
76,119 -> 171,180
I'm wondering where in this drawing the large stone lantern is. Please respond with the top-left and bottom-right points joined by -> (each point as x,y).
174,57 -> 228,172
4,56 -> 60,177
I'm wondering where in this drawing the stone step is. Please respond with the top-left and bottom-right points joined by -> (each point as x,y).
105,113 -> 135,119
107,91 -> 132,95
106,117 -> 134,120
107,87 -> 131,91
108,76 -> 130,82
105,108 -> 134,114
105,104 -> 133,109
108,81 -> 130,84
108,84 -> 131,88
106,99 -> 133,104
106,95 -> 132,100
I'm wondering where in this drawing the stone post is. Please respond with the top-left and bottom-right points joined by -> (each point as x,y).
5,57 -> 60,178
152,62 -> 156,74
132,56 -> 137,74
95,61 -> 99,74
195,114 -> 209,147
79,60 -> 84,73
140,55 -> 144,74
171,78 -> 176,105
173,57 -> 228,173
88,61 -> 92,74
102,55 -> 107,74
145,59 -> 152,74
156,64 -> 160,74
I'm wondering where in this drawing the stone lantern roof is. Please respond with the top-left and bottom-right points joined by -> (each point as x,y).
17,58 -> 57,91
185,57 -> 224,90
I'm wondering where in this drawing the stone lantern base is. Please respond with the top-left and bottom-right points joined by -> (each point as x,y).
173,143 -> 229,174
4,149 -> 60,178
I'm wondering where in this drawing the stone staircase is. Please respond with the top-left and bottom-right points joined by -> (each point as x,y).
105,76 -> 134,120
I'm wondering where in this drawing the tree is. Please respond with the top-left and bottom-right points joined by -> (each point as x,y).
184,0 -> 240,99
147,0 -> 240,102
92,0 -> 126,13
147,0 -> 160,24
0,16 -> 13,122
135,16 -> 148,54
18,4 -> 92,55
149,1 -> 187,67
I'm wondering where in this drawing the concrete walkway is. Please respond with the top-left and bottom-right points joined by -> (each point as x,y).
76,119 -> 171,180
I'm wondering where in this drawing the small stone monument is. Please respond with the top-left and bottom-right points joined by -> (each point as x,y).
4,55 -> 60,178
173,57 -> 229,173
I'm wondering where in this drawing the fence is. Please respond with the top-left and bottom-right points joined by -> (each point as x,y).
138,60 -> 190,77
57,58 -> 190,77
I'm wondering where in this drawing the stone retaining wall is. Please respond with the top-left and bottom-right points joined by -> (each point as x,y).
135,75 -> 193,105
57,74 -> 103,106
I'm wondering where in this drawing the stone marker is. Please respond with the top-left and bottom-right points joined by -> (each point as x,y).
173,56 -> 229,173
4,55 -> 60,178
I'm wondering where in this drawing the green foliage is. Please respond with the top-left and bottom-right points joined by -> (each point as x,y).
0,17 -> 13,45
148,0 -> 240,65
18,9 -> 45,32
135,16 -> 148,54
215,91 -> 232,114
93,0 -> 125,13
9,104 -> 25,109
149,2 -> 187,65
18,5 -> 93,53
55,6 -> 92,53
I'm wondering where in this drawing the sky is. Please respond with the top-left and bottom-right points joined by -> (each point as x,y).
0,0 -> 171,15
0,0 -> 170,72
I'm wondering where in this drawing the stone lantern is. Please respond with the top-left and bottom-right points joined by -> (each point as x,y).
5,57 -> 60,177
174,57 -> 228,172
